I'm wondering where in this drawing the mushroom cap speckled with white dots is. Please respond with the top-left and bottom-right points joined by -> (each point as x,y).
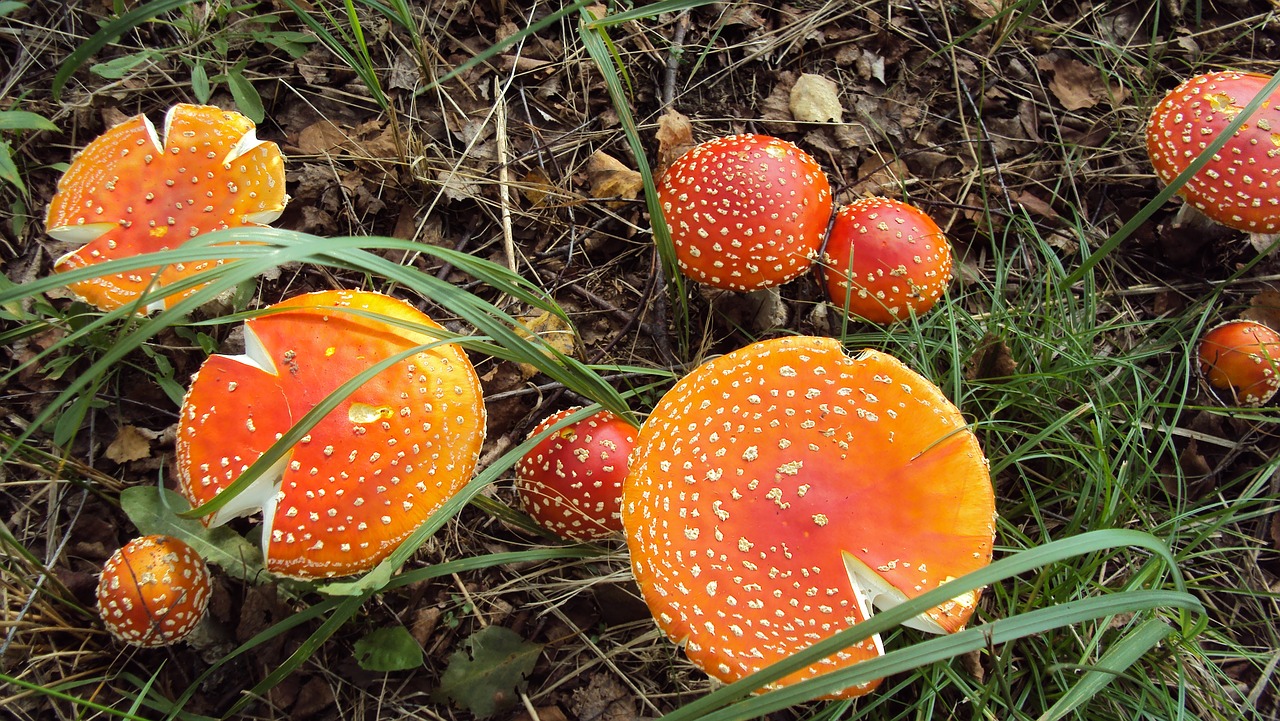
516,407 -> 636,541
96,535 -> 211,647
623,336 -> 995,698
1196,319 -> 1280,407
176,290 -> 486,579
1146,71 -> 1280,233
658,134 -> 832,291
822,197 -> 953,325
45,103 -> 287,312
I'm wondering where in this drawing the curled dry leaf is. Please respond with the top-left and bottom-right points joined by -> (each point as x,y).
105,425 -> 153,464
655,107 -> 695,174
586,151 -> 643,207
789,73 -> 844,123
1241,290 -> 1280,331
1037,56 -> 1128,111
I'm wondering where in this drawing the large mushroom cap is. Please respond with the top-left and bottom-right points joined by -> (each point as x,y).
623,336 -> 995,698
658,134 -> 832,291
822,197 -> 953,325
46,103 -> 287,312
1145,71 -> 1280,233
176,289 -> 486,579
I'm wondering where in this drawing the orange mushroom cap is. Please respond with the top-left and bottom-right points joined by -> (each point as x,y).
96,535 -> 211,647
1145,71 -> 1280,233
515,407 -> 636,541
623,336 -> 995,698
822,197 -> 953,324
176,290 -> 486,579
1196,319 -> 1280,406
46,104 -> 287,312
658,134 -> 832,291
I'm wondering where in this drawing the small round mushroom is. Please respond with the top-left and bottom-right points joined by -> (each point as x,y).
1146,71 -> 1280,233
515,407 -> 637,541
1196,319 -> 1280,406
45,103 -> 288,312
821,197 -> 953,324
623,336 -> 995,698
96,535 -> 211,647
176,289 -> 486,579
658,133 -> 832,291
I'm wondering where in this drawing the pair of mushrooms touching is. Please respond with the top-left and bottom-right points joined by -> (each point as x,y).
658,133 -> 954,325
56,106 -> 994,700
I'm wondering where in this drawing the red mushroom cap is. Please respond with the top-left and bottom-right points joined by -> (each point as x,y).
1196,319 -> 1280,406
96,535 -> 211,647
623,336 -> 995,698
176,289 -> 486,579
658,134 -> 832,291
822,197 -> 953,324
515,407 -> 637,541
45,104 -> 287,312
1146,71 -> 1280,233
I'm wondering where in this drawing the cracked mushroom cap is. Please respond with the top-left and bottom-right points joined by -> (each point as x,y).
822,197 -> 953,325
176,290 -> 486,579
623,336 -> 995,698
46,103 -> 287,312
515,407 -> 637,541
658,134 -> 832,291
1196,319 -> 1280,406
96,535 -> 211,647
1146,71 -> 1280,233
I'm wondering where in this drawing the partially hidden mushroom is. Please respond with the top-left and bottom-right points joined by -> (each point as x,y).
623,336 -> 995,697
45,103 -> 287,312
515,407 -> 637,541
1196,318 -> 1280,406
97,535 -> 211,647
176,289 -> 486,579
1146,71 -> 1280,233
821,197 -> 953,324
658,134 -> 832,291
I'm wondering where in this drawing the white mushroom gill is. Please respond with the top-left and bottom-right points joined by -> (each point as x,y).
201,322 -> 289,531
842,551 -> 948,635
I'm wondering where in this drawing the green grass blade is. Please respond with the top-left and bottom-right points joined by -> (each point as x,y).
1036,617 -> 1176,721
52,0 -> 198,101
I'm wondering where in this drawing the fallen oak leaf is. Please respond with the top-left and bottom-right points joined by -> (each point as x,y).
586,150 -> 643,207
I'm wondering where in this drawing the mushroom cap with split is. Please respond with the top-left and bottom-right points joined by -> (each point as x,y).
822,197 -> 953,324
515,407 -> 636,541
96,535 -> 211,647
658,134 -> 832,291
176,289 -> 486,579
1196,319 -> 1280,406
623,336 -> 995,698
45,103 -> 287,312
1146,71 -> 1280,233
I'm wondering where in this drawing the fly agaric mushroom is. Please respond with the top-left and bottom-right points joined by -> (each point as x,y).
822,197 -> 953,324
515,407 -> 637,541
97,535 -> 211,647
45,103 -> 287,312
176,289 -> 486,579
623,336 -> 995,698
1146,71 -> 1280,233
658,134 -> 832,291
1196,319 -> 1280,406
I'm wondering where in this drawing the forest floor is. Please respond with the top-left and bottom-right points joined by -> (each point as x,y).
3,1 -> 1280,720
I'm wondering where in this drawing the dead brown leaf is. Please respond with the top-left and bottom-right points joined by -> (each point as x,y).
586,151 -> 643,207
790,73 -> 844,123
1241,289 -> 1280,331
965,335 -> 1018,381
760,73 -> 800,135
655,108 -> 695,174
569,673 -> 636,721
514,311 -> 579,380
1038,56 -> 1128,111
520,167 -> 558,207
850,155 -> 910,197
105,425 -> 153,464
